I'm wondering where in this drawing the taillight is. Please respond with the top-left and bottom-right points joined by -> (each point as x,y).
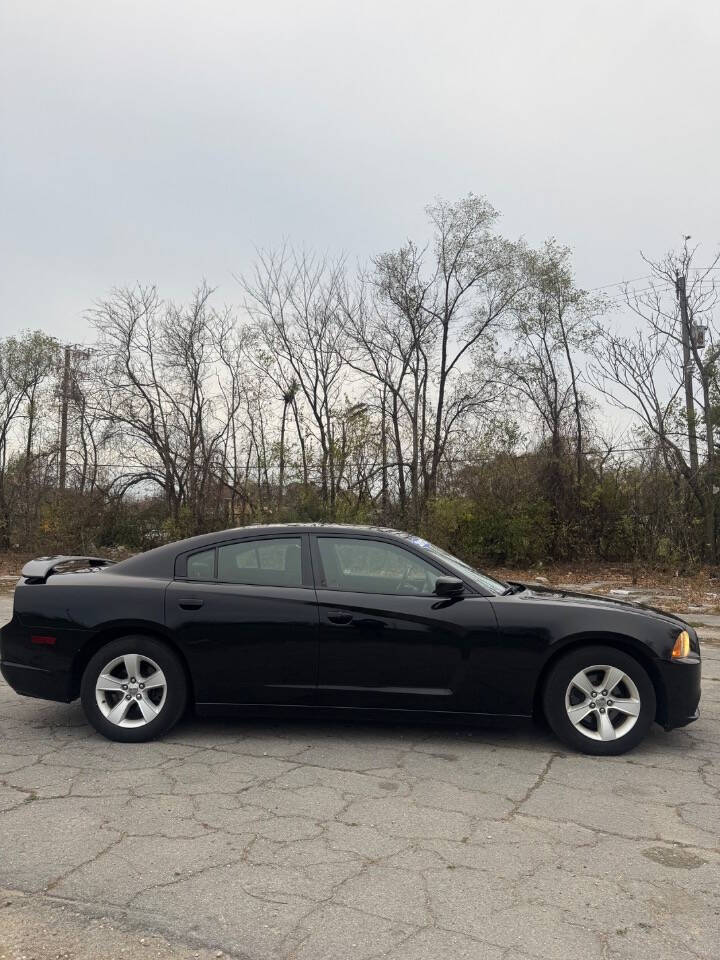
31,635 -> 56,645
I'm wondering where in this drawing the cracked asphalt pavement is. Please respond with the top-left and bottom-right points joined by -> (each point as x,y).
1,588 -> 719,960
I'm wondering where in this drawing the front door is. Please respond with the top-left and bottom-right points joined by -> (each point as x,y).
166,534 -> 319,705
311,534 -> 499,712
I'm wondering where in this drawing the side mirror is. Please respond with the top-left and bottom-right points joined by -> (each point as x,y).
434,576 -> 464,597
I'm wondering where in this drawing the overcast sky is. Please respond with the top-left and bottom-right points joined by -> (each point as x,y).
1,0 -> 718,342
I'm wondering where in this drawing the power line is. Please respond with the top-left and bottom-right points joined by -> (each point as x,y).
586,268 -> 720,296
587,275 -> 652,292
601,282 -> 674,307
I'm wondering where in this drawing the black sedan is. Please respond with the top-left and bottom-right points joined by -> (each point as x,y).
0,524 -> 701,754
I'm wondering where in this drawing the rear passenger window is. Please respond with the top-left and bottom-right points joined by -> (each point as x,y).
217,538 -> 303,587
186,548 -> 215,580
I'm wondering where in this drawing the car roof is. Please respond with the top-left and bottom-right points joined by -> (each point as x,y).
110,523 -> 417,579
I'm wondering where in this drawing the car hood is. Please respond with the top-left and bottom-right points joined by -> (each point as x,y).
511,582 -> 690,628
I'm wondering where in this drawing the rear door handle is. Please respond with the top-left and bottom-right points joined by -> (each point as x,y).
327,611 -> 353,625
179,598 -> 204,610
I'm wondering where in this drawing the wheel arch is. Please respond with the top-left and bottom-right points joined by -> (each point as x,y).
70,623 -> 196,704
532,633 -> 667,725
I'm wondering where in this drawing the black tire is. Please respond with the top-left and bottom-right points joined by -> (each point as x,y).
542,645 -> 656,756
80,635 -> 187,742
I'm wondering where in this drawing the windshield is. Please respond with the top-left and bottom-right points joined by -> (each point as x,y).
403,535 -> 508,595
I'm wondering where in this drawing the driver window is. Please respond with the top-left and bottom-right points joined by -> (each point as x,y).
317,537 -> 440,595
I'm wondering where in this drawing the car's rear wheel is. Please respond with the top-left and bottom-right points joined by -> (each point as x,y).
80,636 -> 187,742
543,645 -> 656,755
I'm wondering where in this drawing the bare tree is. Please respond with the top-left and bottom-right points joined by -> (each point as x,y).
501,243 -> 600,485
90,284 -> 236,533
611,241 -> 720,559
341,268 -> 434,523
371,194 -> 528,518
591,324 -> 708,557
242,248 -> 349,517
0,331 -> 58,547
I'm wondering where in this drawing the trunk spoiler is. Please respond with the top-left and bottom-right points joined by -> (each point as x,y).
21,555 -> 116,584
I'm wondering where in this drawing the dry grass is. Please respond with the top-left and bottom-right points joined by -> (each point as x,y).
489,562 -> 720,613
0,551 -> 34,578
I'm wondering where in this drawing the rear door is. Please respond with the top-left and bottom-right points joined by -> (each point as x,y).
311,534 -> 499,712
165,534 -> 319,705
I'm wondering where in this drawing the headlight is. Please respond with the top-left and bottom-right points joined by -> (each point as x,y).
671,630 -> 691,659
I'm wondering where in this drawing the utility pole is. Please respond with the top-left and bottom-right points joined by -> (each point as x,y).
58,345 -> 71,490
676,273 -> 699,477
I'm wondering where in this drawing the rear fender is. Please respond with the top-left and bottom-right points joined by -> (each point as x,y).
71,622 -> 195,704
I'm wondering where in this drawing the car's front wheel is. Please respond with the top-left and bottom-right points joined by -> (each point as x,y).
543,645 -> 656,755
80,635 -> 187,742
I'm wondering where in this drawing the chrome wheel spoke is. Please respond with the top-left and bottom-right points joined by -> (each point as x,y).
571,671 -> 595,698
137,696 -> 159,722
603,667 -> 625,695
96,673 -> 125,692
123,653 -> 142,682
142,669 -> 165,690
567,702 -> 593,725
597,711 -> 617,740
106,696 -> 132,725
611,697 -> 640,717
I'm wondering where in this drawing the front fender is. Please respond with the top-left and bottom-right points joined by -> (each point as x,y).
489,595 -> 682,717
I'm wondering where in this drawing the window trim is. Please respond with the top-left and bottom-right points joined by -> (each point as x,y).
310,532 -> 482,597
175,533 -> 313,588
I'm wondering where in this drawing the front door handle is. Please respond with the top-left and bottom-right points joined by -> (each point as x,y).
327,611 -> 353,625
179,598 -> 204,610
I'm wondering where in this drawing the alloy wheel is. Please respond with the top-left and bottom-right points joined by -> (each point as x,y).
95,653 -> 167,728
564,663 -> 641,741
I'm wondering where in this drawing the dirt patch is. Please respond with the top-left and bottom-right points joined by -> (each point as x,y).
641,846 -> 708,869
0,553 -> 32,578
0,889 -> 234,960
